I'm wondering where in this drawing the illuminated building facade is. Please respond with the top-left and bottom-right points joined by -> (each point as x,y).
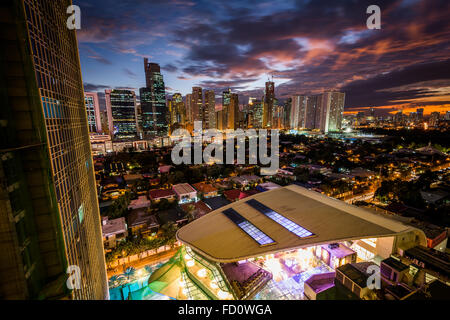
84,92 -> 102,133
191,87 -> 203,124
290,95 -> 308,129
205,90 -> 216,129
142,60 -> 167,137
175,185 -> 427,300
0,0 -> 107,299
263,81 -> 275,128
105,89 -> 137,139
318,91 -> 345,133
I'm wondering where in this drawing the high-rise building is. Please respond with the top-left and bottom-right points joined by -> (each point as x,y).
142,59 -> 167,137
185,93 -> 193,124
263,81 -> 275,128
317,92 -> 345,133
0,0 -> 107,299
191,87 -> 203,124
105,89 -> 137,139
252,99 -> 264,129
429,112 -> 440,127
221,89 -> 239,130
305,95 -> 320,129
416,108 -> 424,122
171,93 -> 185,126
205,90 -> 216,129
84,92 -> 102,133
290,95 -> 308,129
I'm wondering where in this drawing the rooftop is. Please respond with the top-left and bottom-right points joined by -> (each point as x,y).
192,182 -> 218,194
149,188 -> 176,200
177,185 -> 423,263
337,262 -> 377,288
127,209 -> 159,228
102,217 -> 127,237
173,183 -> 196,195
382,257 -> 409,272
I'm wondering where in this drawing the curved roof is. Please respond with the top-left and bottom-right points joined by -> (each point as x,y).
177,185 -> 422,263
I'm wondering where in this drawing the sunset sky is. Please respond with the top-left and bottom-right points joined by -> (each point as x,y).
75,0 -> 450,116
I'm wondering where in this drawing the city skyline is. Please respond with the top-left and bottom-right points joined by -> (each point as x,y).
76,0 -> 449,116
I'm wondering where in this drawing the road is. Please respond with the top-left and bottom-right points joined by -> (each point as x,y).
107,247 -> 180,278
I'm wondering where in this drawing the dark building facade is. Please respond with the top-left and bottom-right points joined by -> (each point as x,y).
0,0 -> 107,299
105,89 -> 137,139
142,59 -> 167,137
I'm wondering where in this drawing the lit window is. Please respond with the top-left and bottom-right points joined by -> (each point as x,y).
246,199 -> 313,238
222,208 -> 275,246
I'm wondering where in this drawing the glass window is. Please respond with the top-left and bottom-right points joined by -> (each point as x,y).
246,199 -> 313,238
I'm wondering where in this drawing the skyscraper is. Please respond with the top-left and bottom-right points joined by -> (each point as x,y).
185,93 -> 193,124
318,91 -> 345,132
85,92 -> 102,133
142,59 -> 167,137
204,90 -> 216,129
290,95 -> 308,129
0,0 -> 107,299
263,81 -> 275,128
252,99 -> 264,129
305,95 -> 320,129
191,87 -> 203,124
105,89 -> 138,139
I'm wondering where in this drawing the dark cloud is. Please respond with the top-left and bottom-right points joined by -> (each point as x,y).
77,0 -> 450,115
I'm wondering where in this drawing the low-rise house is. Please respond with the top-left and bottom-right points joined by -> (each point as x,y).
231,175 -> 261,187
102,216 -> 128,251
149,188 -> 176,202
192,182 -> 218,198
123,174 -> 144,186
127,208 -> 160,236
158,207 -> 189,227
223,189 -> 248,202
173,183 -> 197,203
181,200 -> 212,219
128,195 -> 151,210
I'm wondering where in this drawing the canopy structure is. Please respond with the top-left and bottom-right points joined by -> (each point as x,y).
177,185 -> 425,263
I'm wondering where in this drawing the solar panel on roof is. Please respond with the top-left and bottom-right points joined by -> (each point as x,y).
246,199 -> 314,238
222,208 -> 275,246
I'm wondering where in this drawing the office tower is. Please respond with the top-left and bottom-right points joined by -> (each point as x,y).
84,92 -> 102,133
263,81 -> 275,128
227,93 -> 239,130
356,111 -> 366,125
191,87 -> 203,124
171,93 -> 185,125
222,89 -> 231,129
135,101 -> 143,139
290,95 -> 308,129
216,109 -> 224,131
105,89 -> 137,139
205,90 -> 216,129
185,94 -> 193,124
252,99 -> 264,129
142,59 -> 167,137
445,111 -> 450,121
317,91 -> 345,133
100,111 -> 110,135
429,112 -> 440,127
0,0 -> 107,299
416,108 -> 424,122
367,107 -> 376,122
283,98 -> 292,129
